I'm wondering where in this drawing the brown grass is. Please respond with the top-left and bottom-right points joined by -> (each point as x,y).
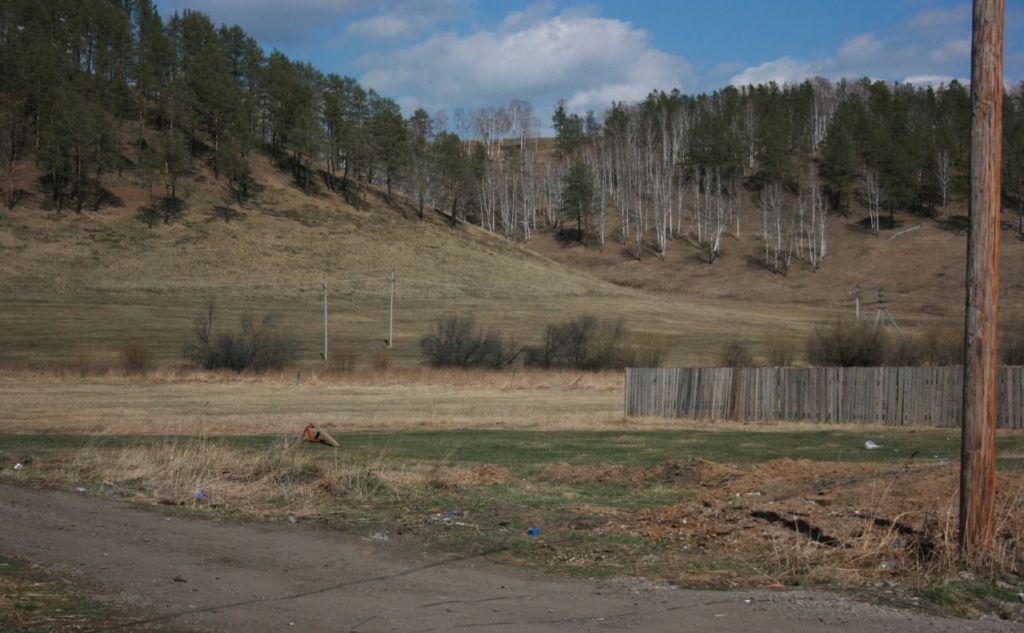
0,369 -> 629,434
118,342 -> 154,375
10,369 -> 1013,435
613,457 -> 1024,589
527,194 -> 1024,326
55,439 -> 395,518
11,439 -> 1022,603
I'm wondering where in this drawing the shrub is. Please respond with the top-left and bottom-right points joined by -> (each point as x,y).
524,316 -> 632,370
764,336 -> 796,366
885,335 -> 923,366
420,316 -> 518,368
921,326 -> 963,365
371,349 -> 392,371
213,205 -> 241,223
805,320 -> 888,367
68,346 -> 111,377
1002,323 -> 1024,365
328,348 -> 357,372
719,340 -> 753,367
137,196 -> 186,228
628,332 -> 671,368
184,306 -> 299,371
119,342 -> 154,375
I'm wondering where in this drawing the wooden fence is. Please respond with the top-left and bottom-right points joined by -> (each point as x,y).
624,366 -> 1024,429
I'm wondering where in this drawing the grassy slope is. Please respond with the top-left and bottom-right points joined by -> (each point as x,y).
7,144 -> 1024,367
527,197 -> 1024,322
0,153 -> 830,366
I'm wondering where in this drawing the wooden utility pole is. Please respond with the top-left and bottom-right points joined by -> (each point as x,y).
960,0 -> 1004,554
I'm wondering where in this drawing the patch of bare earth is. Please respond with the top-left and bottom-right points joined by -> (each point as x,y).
583,458 -> 1024,589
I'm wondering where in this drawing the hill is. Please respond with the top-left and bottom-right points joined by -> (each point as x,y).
4,1 -> 1023,368
0,151 -> 831,367
7,130 -> 1024,370
525,197 -> 1024,323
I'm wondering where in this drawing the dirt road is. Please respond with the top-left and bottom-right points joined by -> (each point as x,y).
0,485 -> 1014,632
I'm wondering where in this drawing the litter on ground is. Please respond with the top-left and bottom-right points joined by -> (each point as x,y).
302,423 -> 340,447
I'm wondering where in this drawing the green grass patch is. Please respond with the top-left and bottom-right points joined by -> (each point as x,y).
0,554 -> 133,632
4,427 -> 1023,472
913,580 -> 1024,618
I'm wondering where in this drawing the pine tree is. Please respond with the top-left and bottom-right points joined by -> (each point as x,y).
562,159 -> 594,242
552,100 -> 584,158
820,102 -> 858,215
368,92 -> 408,197
407,108 -> 433,218
431,132 -> 465,225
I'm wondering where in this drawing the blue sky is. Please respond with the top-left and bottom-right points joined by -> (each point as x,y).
156,1 -> 1024,122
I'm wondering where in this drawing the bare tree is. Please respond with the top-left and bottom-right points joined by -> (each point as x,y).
758,182 -> 794,274
804,164 -> 828,270
861,166 -> 883,235
936,149 -> 953,217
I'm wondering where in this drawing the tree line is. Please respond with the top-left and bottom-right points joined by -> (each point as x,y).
4,1 -> 1024,275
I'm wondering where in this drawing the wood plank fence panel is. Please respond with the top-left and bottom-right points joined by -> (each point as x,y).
626,366 -> 1024,428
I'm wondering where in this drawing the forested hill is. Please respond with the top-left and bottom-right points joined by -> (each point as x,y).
3,0 -> 1024,306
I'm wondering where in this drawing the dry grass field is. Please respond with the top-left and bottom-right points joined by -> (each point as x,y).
0,368 -> 625,434
2,368 -> 1023,619
3,150 -> 1024,622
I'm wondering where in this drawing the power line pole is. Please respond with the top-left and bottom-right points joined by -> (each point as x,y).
960,0 -> 1004,554
873,288 -> 902,335
322,273 -> 329,362
388,269 -> 395,349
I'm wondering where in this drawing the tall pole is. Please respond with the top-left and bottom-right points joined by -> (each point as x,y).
388,270 -> 395,349
322,273 -> 328,362
960,0 -> 1004,554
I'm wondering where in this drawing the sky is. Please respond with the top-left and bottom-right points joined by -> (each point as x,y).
155,0 -> 1024,125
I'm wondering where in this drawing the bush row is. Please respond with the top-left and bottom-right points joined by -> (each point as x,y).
420,316 -> 669,370
721,320 -> 1024,368
183,306 -> 298,371
77,312 -> 1024,375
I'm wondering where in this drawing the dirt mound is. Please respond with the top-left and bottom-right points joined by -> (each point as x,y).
644,459 -> 741,487
468,463 -> 512,485
716,458 -> 889,499
600,459 -> 1024,589
540,462 -> 635,484
539,459 -> 742,489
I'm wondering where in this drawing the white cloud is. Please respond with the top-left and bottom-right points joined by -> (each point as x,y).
908,4 -> 971,31
501,0 -> 559,31
730,3 -> 974,87
728,57 -> 817,86
358,9 -> 691,114
345,0 -> 465,42
834,33 -> 884,65
904,74 -> 961,87
158,0 -> 381,44
347,14 -> 421,40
